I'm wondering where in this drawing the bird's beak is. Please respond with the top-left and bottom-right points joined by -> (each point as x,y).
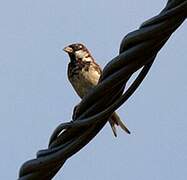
63,46 -> 73,53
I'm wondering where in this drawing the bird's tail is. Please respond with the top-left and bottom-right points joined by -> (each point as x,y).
109,112 -> 131,137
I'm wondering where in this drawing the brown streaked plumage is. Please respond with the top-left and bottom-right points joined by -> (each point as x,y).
64,43 -> 130,137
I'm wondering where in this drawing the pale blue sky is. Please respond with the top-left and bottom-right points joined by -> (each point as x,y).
0,0 -> 186,179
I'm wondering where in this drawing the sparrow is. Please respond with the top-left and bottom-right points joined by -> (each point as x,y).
63,43 -> 130,137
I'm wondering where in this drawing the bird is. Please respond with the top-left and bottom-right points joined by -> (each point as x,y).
63,43 -> 130,137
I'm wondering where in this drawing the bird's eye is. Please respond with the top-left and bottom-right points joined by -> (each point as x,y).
78,45 -> 83,49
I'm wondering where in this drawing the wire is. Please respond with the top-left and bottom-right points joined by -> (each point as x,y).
18,1 -> 187,179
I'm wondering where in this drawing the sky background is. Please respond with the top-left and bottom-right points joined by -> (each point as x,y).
0,0 -> 186,179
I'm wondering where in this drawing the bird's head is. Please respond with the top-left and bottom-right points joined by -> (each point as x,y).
63,43 -> 94,64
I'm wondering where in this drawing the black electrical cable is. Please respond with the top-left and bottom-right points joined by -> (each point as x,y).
18,1 -> 187,179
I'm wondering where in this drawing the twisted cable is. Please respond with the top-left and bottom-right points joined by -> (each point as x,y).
18,1 -> 187,179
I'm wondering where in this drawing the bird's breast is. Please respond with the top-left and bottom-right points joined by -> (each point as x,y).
68,65 -> 101,98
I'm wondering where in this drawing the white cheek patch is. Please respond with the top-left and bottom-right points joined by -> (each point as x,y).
75,50 -> 87,59
75,50 -> 93,63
